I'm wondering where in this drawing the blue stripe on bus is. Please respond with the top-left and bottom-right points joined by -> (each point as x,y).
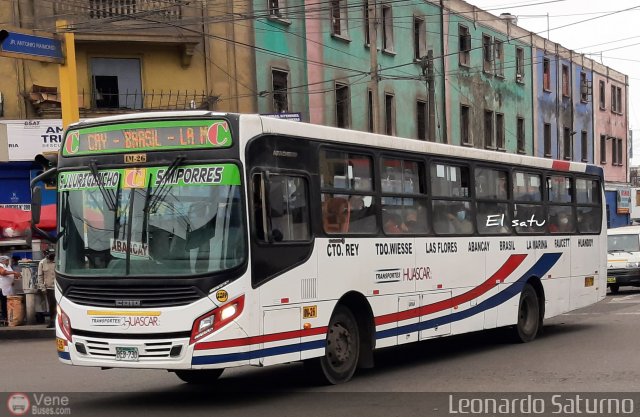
192,253 -> 561,365
375,252 -> 562,340
58,351 -> 71,360
192,339 -> 326,365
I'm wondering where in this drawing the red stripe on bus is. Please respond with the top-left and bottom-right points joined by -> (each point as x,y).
551,160 -> 570,171
374,254 -> 527,326
194,326 -> 328,350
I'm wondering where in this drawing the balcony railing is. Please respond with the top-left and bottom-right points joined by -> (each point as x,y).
53,0 -> 186,22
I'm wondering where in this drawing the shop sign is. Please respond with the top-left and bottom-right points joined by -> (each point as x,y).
3,119 -> 63,161
617,189 -> 631,214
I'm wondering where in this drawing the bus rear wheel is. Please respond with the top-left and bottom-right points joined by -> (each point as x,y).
513,283 -> 540,343
174,369 -> 224,384
314,305 -> 360,385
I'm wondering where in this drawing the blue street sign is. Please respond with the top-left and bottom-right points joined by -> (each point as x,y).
0,30 -> 63,63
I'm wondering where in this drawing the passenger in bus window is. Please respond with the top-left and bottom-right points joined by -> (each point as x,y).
447,204 -> 473,234
383,212 -> 406,234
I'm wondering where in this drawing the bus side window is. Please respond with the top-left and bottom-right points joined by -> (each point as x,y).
257,174 -> 311,242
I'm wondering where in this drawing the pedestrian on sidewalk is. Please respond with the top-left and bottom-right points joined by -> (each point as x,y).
0,255 -> 21,323
37,250 -> 56,328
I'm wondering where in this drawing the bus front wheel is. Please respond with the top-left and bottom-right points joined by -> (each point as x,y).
609,284 -> 620,294
313,305 -> 360,385
174,369 -> 224,384
513,283 -> 540,343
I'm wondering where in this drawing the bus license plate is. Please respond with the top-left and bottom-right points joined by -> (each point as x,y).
607,277 -> 617,283
115,347 -> 139,361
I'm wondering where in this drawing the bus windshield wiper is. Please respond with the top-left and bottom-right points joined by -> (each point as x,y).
89,160 -> 117,211
149,155 -> 186,213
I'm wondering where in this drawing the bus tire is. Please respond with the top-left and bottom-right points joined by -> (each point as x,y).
174,369 -> 224,384
513,283 -> 540,343
609,284 -> 620,294
316,305 -> 360,385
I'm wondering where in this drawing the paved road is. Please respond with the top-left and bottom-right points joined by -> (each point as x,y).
2,290 -> 639,416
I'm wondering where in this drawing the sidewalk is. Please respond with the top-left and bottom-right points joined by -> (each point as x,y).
0,323 -> 55,340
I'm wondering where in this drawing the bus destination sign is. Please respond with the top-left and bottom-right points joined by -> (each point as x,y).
62,120 -> 232,156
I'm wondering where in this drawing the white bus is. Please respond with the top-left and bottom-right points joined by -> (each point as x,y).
31,112 -> 606,384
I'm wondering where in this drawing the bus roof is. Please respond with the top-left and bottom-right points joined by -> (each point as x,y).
66,111 -> 603,178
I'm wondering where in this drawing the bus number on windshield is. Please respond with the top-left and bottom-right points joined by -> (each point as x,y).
125,153 -> 147,163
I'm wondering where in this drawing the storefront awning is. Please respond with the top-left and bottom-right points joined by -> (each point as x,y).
0,204 -> 56,237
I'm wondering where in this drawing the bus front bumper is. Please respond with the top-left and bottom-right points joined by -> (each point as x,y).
607,268 -> 640,287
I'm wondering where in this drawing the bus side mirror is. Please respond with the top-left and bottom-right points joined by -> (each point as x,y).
32,186 -> 42,224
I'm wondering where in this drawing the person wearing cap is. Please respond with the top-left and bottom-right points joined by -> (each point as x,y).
37,250 -> 56,328
0,255 -> 21,323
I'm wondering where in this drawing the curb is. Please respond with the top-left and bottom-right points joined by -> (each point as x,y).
0,327 -> 55,340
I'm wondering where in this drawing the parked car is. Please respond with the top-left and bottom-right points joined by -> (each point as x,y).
607,225 -> 640,293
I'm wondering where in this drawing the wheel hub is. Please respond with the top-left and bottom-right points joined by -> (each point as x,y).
328,323 -> 351,364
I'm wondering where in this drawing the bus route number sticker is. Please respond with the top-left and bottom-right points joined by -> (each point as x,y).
303,305 -> 317,319
125,153 -> 147,163
216,290 -> 228,302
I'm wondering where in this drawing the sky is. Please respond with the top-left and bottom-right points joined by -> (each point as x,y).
468,0 -> 640,165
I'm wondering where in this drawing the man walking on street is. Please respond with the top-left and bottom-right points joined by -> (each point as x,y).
38,250 -> 56,328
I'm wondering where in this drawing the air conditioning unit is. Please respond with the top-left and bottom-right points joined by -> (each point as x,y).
516,73 -> 523,82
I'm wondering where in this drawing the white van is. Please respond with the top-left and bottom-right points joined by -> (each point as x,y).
607,225 -> 640,294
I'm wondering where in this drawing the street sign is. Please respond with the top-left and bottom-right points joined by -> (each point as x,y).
0,29 -> 63,63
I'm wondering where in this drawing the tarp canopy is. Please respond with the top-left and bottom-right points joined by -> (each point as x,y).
0,204 -> 56,236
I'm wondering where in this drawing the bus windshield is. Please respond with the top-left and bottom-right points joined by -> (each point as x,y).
57,163 -> 246,276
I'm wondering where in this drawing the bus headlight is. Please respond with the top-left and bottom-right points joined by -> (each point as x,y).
190,295 -> 245,344
627,262 -> 640,268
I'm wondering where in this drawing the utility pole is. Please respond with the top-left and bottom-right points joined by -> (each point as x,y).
420,51 -> 436,141
368,0 -> 380,134
56,20 -> 79,129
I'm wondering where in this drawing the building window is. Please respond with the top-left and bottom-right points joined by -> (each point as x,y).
516,47 -> 524,82
563,127 -> 572,160
413,17 -> 426,60
517,117 -> 525,153
417,100 -> 427,140
581,130 -> 588,162
613,138 -> 624,166
580,72 -> 589,102
335,83 -> 350,128
272,69 -> 288,113
461,105 -> 471,145
562,64 -> 570,97
544,123 -> 552,157
459,25 -> 470,66
618,138 -> 624,166
482,34 -> 492,73
382,5 -> 394,52
91,58 -> 143,109
600,134 -> 607,164
363,2 -> 370,45
484,109 -> 494,148
496,113 -> 504,149
543,58 -> 551,91
599,80 -> 606,109
269,0 -> 285,18
331,0 -> 348,37
385,93 -> 395,135
611,86 -> 622,114
494,39 -> 504,77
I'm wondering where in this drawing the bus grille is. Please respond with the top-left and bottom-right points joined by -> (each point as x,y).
65,285 -> 204,308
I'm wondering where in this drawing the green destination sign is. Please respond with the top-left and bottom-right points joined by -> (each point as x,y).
58,164 -> 241,191
62,119 -> 233,156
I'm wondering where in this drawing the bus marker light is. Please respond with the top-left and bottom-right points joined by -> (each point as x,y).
281,298 -> 289,304
303,322 -> 311,330
57,306 -> 72,342
437,284 -> 442,289
373,290 -> 380,295
585,276 -> 594,287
